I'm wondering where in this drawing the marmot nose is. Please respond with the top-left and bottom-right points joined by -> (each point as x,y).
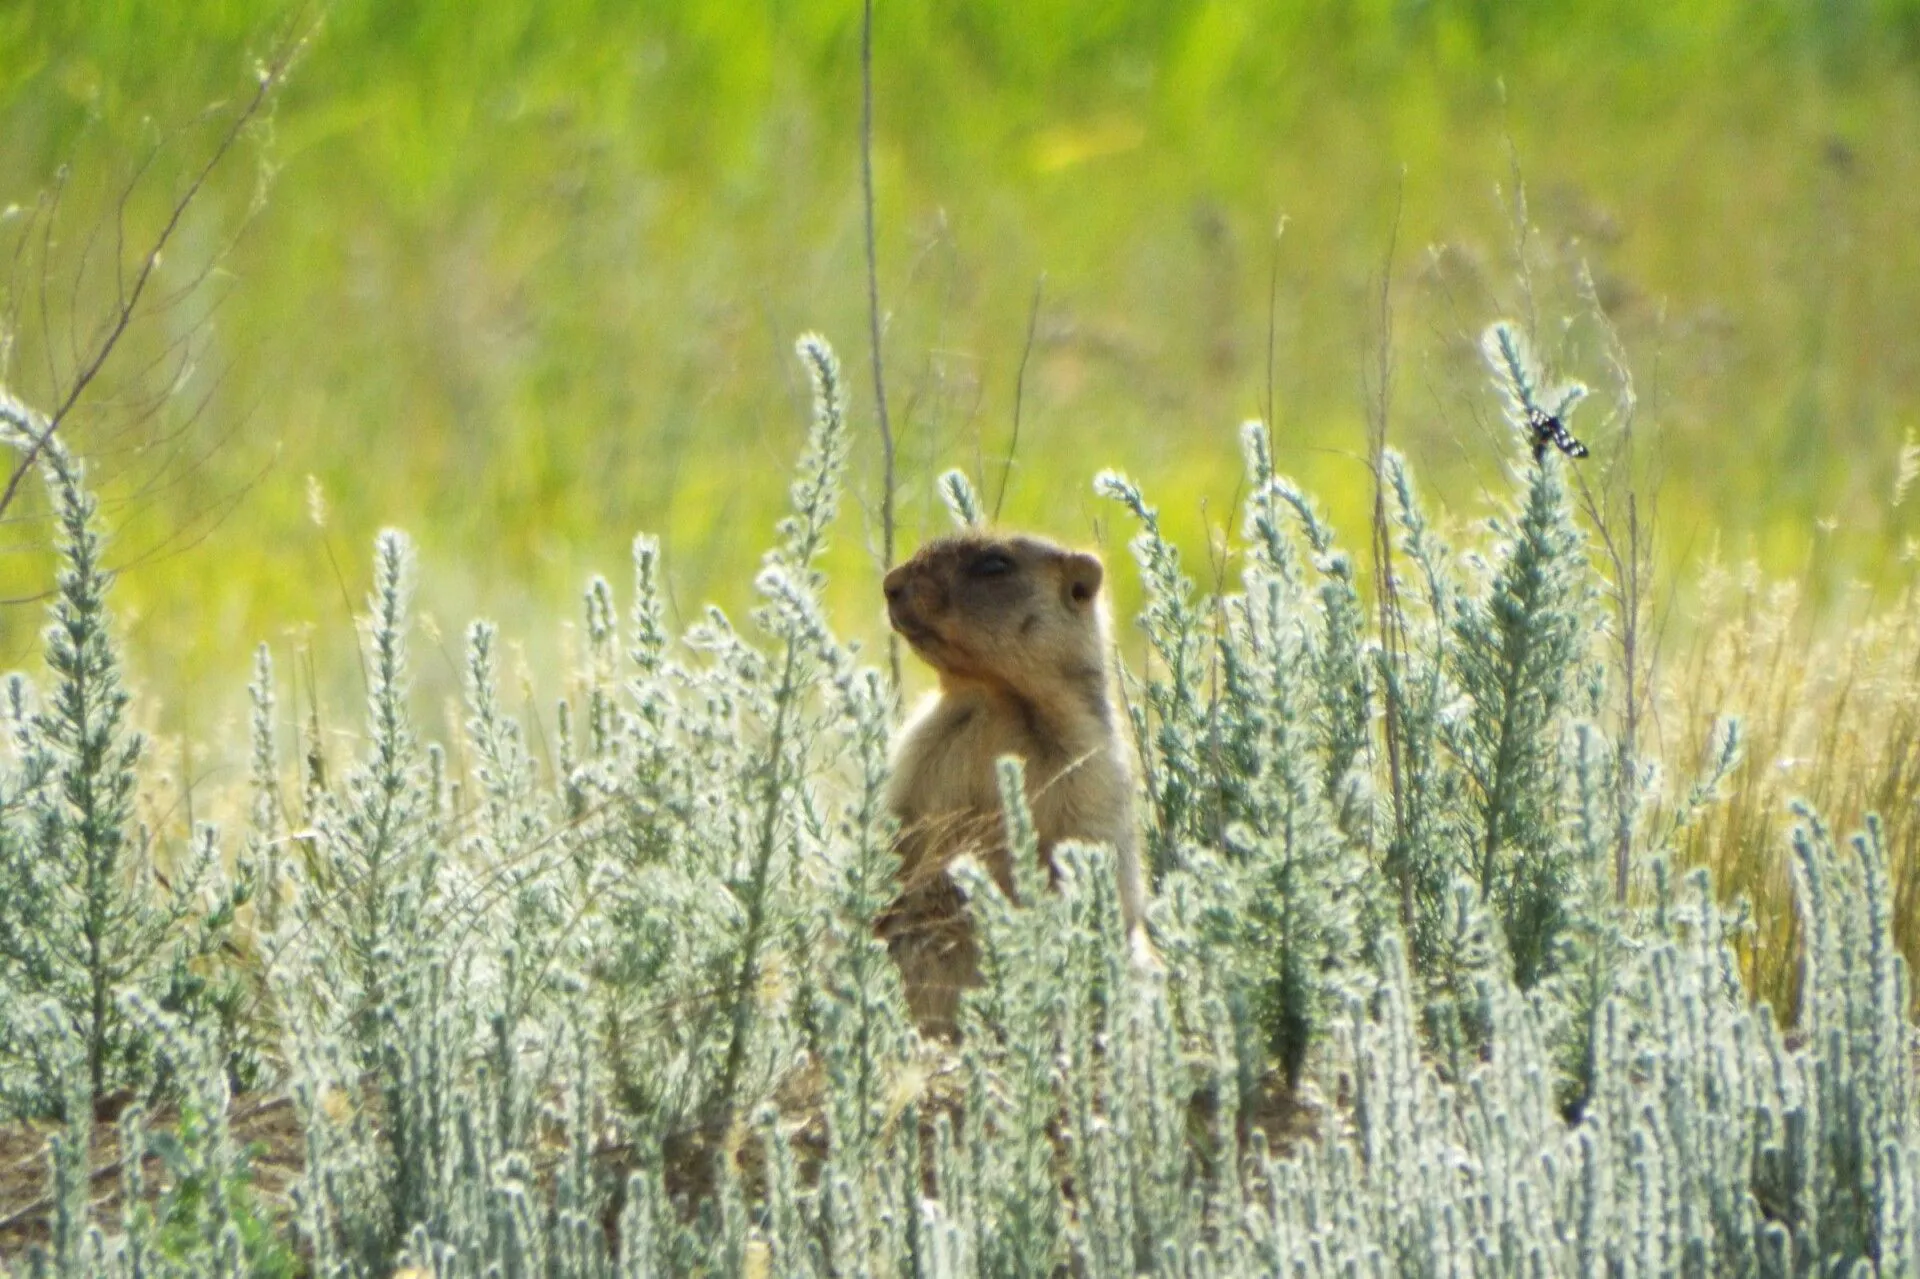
883,566 -> 909,603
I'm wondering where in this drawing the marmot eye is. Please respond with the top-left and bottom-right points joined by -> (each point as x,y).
968,551 -> 1016,578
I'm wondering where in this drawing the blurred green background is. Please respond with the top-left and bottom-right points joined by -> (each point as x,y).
1,1 -> 1917,740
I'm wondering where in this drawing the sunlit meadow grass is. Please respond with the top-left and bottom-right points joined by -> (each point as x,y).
1661,562 -> 1920,1018
2,2 -> 1918,730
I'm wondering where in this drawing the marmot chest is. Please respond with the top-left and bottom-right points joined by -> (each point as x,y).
888,693 -> 1076,827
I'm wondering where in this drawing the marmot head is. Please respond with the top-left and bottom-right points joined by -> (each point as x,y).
883,532 -> 1109,699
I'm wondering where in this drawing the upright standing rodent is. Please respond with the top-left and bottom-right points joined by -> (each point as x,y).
879,531 -> 1147,1034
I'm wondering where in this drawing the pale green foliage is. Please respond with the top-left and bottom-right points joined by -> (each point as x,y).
7,330 -> 1920,1278
1444,323 -> 1597,986
937,467 -> 984,528
1483,319 -> 1590,444
1448,448 -> 1592,985
0,422 -> 247,1118
1093,468 -> 1214,873
1249,423 -> 1371,837
13,996 -> 293,1276
1372,451 -> 1469,971
245,645 -> 287,937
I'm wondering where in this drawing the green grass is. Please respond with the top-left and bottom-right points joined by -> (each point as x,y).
1,1 -> 1918,742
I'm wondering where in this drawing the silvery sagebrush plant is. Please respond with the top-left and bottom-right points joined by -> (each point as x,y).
6,324 -> 1920,1278
20,995 -> 296,1278
0,398 -> 251,1121
1092,468 -> 1214,879
1447,322 -> 1597,990
1372,447 -> 1467,971
1098,423 -> 1371,1103
273,330 -> 879,1274
1247,422 -> 1373,843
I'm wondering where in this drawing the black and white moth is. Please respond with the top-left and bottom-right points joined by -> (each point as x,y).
1526,406 -> 1589,463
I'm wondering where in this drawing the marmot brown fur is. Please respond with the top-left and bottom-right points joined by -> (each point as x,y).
879,530 -> 1147,1034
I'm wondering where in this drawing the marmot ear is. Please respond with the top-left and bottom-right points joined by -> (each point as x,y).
1061,552 -> 1104,608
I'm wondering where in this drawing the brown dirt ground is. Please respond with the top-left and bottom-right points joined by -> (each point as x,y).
0,1054 -> 1325,1264
0,1092 -> 305,1263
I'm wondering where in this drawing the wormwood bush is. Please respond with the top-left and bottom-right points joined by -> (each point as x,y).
5,328 -> 1920,1277
0,408 -> 251,1120
1090,321 -> 1606,1090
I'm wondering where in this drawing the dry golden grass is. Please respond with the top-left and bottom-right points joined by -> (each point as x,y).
1659,560 -> 1920,1016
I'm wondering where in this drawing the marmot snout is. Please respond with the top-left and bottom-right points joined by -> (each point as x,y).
880,531 -> 1147,1035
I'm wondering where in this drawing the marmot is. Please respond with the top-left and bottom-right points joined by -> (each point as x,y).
879,531 -> 1147,1034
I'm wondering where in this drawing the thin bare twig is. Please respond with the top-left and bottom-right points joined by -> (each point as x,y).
1570,259 -> 1653,902
994,272 -> 1045,523
1366,173 -> 1410,929
1264,215 -> 1288,442
0,35 -> 302,524
859,0 -> 899,692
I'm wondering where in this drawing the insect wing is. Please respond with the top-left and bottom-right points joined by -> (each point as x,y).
1525,406 -> 1589,460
